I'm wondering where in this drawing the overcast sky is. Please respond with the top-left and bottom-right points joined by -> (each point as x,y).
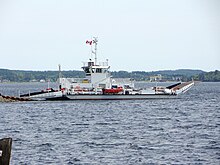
0,0 -> 219,71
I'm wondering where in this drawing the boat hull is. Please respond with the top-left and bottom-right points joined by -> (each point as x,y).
63,94 -> 178,100
21,81 -> 194,101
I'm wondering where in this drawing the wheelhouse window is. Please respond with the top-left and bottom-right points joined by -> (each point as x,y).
83,67 -> 91,76
96,68 -> 102,73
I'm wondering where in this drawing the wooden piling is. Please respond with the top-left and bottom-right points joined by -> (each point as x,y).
0,138 -> 12,165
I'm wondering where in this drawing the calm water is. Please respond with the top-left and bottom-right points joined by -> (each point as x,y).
0,82 -> 219,165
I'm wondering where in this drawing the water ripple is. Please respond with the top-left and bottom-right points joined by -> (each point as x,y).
0,82 -> 220,164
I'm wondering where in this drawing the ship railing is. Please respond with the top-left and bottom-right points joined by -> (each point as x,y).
112,78 -> 135,88
98,62 -> 108,66
82,61 -> 109,67
66,78 -> 91,83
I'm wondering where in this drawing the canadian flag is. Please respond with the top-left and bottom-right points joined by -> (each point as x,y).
86,40 -> 93,45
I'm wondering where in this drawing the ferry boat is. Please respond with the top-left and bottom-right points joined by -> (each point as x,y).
20,38 -> 194,100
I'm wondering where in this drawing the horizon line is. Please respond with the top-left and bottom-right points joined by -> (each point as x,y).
1,67 -> 219,73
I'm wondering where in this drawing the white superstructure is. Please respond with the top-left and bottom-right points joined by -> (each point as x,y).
58,37 -> 136,95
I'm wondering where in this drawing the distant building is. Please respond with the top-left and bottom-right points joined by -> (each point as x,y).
150,74 -> 162,82
40,79 -> 46,83
172,76 -> 182,81
30,79 -> 37,82
2,79 -> 10,83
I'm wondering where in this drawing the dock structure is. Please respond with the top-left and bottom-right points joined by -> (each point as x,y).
0,138 -> 12,165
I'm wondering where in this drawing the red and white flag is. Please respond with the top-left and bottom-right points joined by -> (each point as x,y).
86,40 -> 93,45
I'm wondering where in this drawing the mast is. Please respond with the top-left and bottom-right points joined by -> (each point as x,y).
58,64 -> 62,79
92,37 -> 98,65
58,64 -> 62,86
58,64 -> 62,89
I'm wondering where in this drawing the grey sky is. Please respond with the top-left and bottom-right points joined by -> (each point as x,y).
0,0 -> 219,71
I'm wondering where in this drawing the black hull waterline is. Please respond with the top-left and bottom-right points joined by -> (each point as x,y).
44,93 -> 178,101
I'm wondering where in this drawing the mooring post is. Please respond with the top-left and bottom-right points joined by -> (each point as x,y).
0,138 -> 12,165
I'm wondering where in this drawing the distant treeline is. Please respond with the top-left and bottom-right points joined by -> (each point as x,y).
0,69 -> 84,82
0,68 -> 220,82
193,70 -> 220,82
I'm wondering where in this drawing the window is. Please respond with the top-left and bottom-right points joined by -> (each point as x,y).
96,68 -> 102,73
